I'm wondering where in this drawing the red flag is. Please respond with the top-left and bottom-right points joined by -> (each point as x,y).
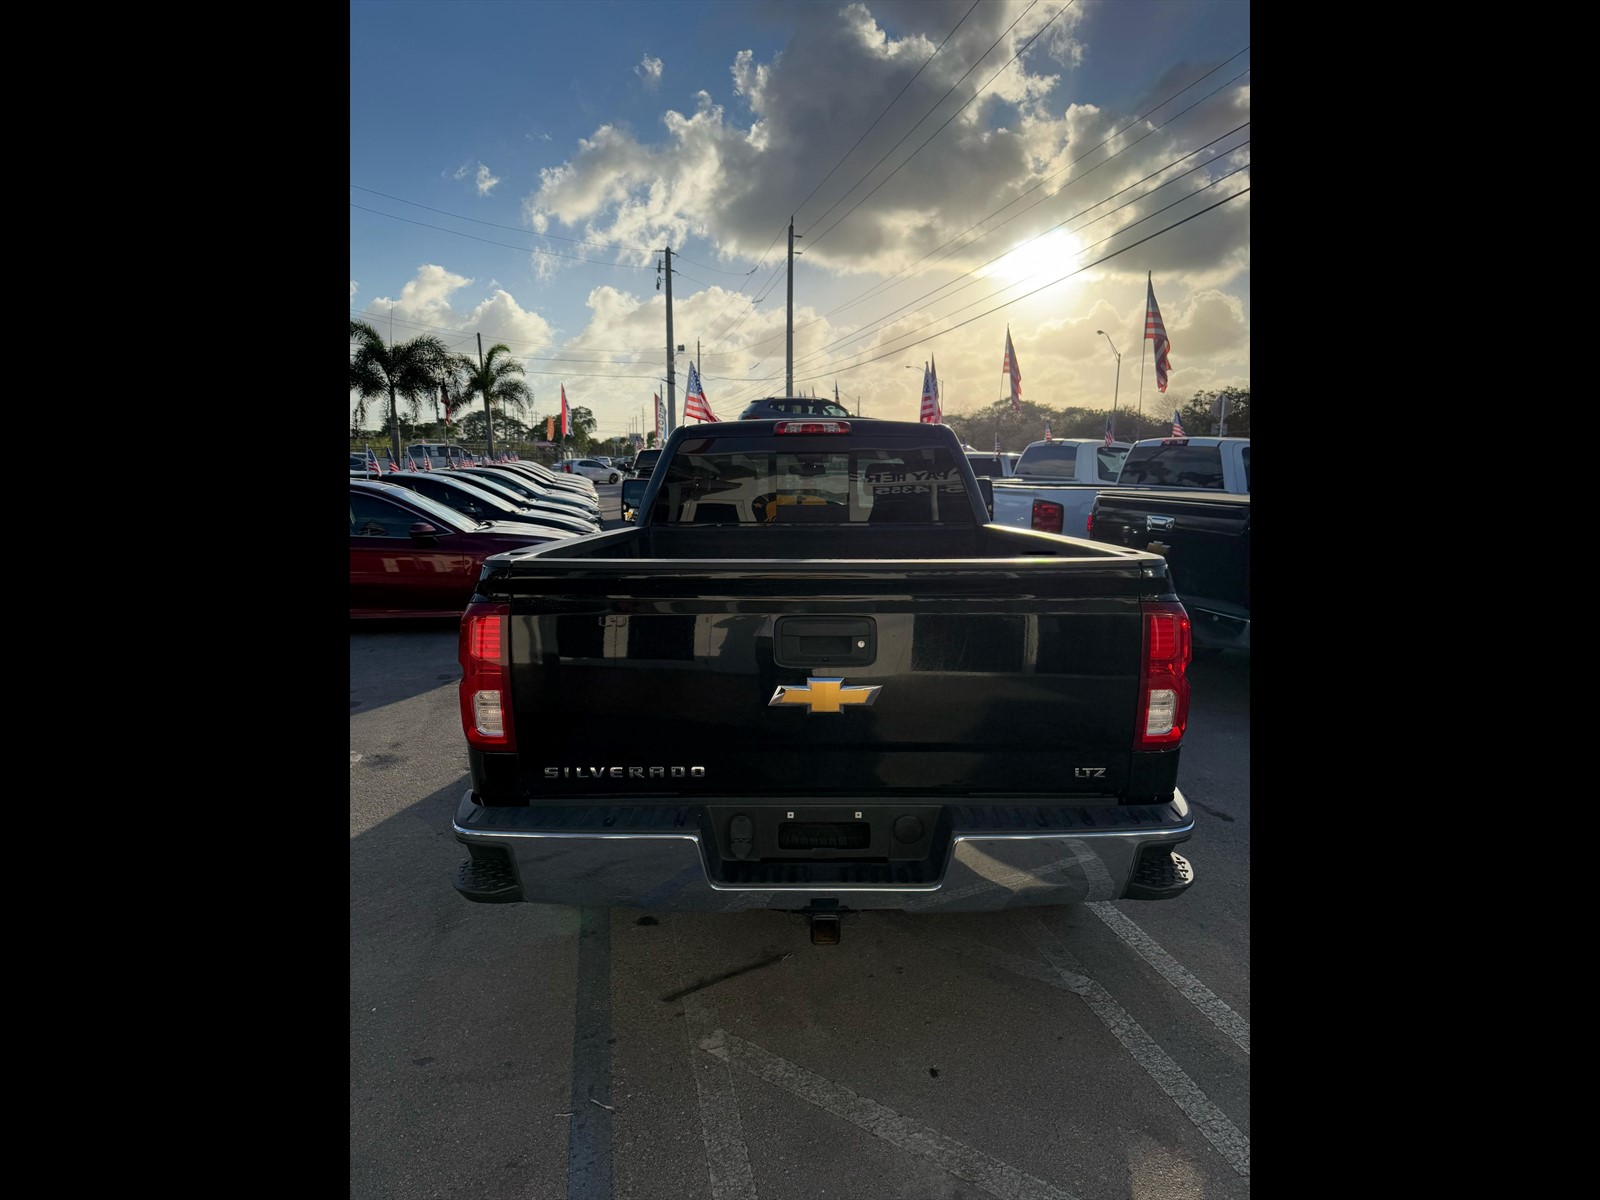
684,364 -> 719,422
1002,327 -> 1022,414
1145,274 -> 1172,393
560,385 -> 571,438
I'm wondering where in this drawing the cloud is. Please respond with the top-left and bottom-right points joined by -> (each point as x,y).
521,0 -> 1249,298
636,53 -> 664,89
453,161 -> 502,195
350,281 -> 359,299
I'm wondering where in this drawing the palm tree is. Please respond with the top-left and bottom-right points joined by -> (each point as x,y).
454,343 -> 533,459
349,320 -> 454,462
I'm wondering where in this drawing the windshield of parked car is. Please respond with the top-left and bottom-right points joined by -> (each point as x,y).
357,485 -> 478,532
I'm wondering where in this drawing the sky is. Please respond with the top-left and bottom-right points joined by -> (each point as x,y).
349,0 -> 1250,443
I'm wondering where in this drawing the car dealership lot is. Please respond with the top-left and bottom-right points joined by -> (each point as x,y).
351,623 -> 1249,1200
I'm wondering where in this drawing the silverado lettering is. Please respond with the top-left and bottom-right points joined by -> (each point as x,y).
455,416 -> 1201,941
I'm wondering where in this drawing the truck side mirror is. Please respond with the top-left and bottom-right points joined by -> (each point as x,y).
978,477 -> 994,519
621,479 -> 646,514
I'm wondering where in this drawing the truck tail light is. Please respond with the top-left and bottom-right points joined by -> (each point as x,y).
1085,510 -> 1094,536
1135,600 -> 1191,749
460,602 -> 516,750
1031,500 -> 1063,533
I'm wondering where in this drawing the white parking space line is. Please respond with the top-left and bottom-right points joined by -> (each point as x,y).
702,1029 -> 1080,1200
1086,902 -> 1250,1055
1026,919 -> 1251,1178
671,922 -> 758,1200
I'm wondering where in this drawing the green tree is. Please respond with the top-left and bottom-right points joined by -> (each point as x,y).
1176,387 -> 1250,437
349,320 -> 454,462
454,344 -> 534,458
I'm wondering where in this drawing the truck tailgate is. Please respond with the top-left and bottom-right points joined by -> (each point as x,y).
1092,491 -> 1249,617
504,563 -> 1149,802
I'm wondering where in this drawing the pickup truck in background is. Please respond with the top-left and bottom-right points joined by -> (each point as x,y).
1089,437 -> 1251,653
451,418 -> 1199,942
989,438 -> 1131,535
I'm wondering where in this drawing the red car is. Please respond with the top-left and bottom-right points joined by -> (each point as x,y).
350,479 -> 570,618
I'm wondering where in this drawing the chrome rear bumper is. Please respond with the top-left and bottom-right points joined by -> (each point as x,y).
453,791 -> 1194,910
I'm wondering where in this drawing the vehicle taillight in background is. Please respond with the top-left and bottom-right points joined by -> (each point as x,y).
1085,510 -> 1094,536
1134,600 -> 1191,750
460,602 -> 516,750
1031,499 -> 1063,533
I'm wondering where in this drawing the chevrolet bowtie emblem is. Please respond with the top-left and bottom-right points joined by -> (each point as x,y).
769,677 -> 881,715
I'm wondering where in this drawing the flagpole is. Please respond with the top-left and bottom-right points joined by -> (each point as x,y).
1137,272 -> 1149,437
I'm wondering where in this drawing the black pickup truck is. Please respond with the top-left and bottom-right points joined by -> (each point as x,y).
1089,482 -> 1249,654
452,418 -> 1198,939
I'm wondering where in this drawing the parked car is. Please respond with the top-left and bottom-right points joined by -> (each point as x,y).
559,458 -> 623,484
457,466 -> 603,520
350,479 -> 568,618
439,469 -> 601,531
405,442 -> 475,470
988,438 -> 1132,534
501,460 -> 599,499
736,397 -> 853,420
379,471 -> 600,536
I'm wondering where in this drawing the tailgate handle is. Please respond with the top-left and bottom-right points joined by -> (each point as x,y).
773,617 -> 876,668
1146,515 -> 1176,531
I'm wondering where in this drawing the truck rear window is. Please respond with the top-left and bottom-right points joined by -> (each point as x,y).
651,438 -> 976,525
1117,443 -> 1225,488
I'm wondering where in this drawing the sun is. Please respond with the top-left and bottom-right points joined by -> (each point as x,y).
984,229 -> 1084,286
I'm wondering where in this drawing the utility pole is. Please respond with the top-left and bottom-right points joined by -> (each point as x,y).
478,332 -> 493,460
786,216 -> 801,396
661,247 -> 677,432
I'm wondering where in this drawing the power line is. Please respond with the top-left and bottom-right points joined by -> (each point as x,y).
768,138 -> 1251,383
350,184 -> 654,254
807,55 -> 1251,329
731,162 -> 1249,404
350,204 -> 655,269
738,184 -> 1250,397
671,253 -> 759,277
800,0 -> 1044,241
791,0 -> 981,226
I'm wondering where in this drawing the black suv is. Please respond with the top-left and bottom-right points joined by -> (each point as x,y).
736,397 -> 853,419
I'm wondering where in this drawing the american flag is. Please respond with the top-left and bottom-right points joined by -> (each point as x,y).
561,384 -> 571,438
1002,327 -> 1022,414
1105,413 -> 1115,447
422,453 -> 433,472
1145,274 -> 1172,394
386,451 -> 400,473
405,455 -> 417,472
654,392 -> 662,441
1044,418 -> 1052,443
919,363 -> 940,423
365,446 -> 381,475
931,354 -> 942,422
684,363 -> 719,422
994,431 -> 1001,454
1172,411 -> 1185,437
